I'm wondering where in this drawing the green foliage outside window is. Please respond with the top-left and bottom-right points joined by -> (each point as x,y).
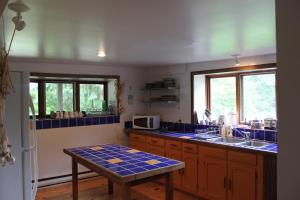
242,73 -> 276,120
80,84 -> 104,111
29,82 -> 39,116
210,77 -> 237,119
45,83 -> 74,114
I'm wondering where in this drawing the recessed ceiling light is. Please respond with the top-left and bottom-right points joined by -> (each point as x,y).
97,51 -> 106,57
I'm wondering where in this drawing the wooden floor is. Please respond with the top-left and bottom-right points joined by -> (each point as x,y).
36,177 -> 200,200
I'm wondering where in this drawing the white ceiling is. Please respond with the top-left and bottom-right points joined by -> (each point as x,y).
2,0 -> 276,67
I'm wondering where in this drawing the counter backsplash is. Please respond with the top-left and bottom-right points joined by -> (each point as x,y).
124,120 -> 277,143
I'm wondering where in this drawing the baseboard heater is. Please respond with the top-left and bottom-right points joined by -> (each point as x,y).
37,171 -> 99,188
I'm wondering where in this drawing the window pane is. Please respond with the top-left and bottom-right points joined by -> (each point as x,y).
80,84 -> 104,111
29,82 -> 39,115
210,77 -> 236,119
242,73 -> 276,120
45,83 -> 74,114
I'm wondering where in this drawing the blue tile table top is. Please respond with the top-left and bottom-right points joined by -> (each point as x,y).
64,144 -> 184,182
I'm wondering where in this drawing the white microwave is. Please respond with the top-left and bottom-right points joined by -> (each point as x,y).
132,115 -> 160,130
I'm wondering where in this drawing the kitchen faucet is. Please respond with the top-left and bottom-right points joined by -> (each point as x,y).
243,131 -> 251,142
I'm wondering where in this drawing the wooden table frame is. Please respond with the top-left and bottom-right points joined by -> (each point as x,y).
65,149 -> 182,200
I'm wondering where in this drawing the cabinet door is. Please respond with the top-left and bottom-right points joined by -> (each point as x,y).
227,162 -> 256,200
199,156 -> 227,200
147,146 -> 165,156
166,148 -> 182,186
181,151 -> 198,193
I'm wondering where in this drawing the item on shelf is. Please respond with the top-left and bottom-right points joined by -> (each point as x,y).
264,118 -> 277,130
69,111 -> 74,118
102,100 -> 107,112
160,95 -> 178,101
153,81 -> 164,88
217,115 -> 225,126
63,111 -> 69,119
50,111 -> 56,119
163,78 -> 176,88
251,120 -> 263,129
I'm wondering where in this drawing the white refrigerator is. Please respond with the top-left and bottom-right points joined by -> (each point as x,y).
0,71 -> 38,200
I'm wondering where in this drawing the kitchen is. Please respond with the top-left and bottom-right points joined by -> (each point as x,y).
0,0 -> 299,200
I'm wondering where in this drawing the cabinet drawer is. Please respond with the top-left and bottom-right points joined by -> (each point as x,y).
228,150 -> 257,166
166,140 -> 181,151
198,146 -> 227,160
130,133 -> 146,143
182,143 -> 197,154
147,136 -> 165,147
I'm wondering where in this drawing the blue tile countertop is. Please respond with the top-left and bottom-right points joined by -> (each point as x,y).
126,129 -> 277,154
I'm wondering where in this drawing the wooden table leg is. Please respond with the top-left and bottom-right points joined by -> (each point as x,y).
108,179 -> 114,194
165,172 -> 174,200
120,183 -> 130,200
72,158 -> 78,200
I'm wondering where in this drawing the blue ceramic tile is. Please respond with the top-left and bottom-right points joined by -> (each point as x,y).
250,130 -> 256,139
83,118 -> 91,126
117,170 -> 134,176
131,167 -> 146,173
52,119 -> 60,128
114,115 -> 120,123
265,130 -> 276,142
43,120 -> 52,129
100,117 -> 107,124
36,120 -> 43,129
92,117 -> 99,125
69,118 -> 76,127
60,119 -> 69,128
107,116 -> 114,124
167,122 -> 174,131
76,118 -> 84,126
184,123 -> 191,132
255,130 -> 265,140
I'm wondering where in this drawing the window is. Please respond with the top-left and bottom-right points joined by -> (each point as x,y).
191,64 -> 277,124
45,83 -> 74,114
79,83 -> 105,111
241,73 -> 276,121
29,82 -> 39,116
29,74 -> 116,118
208,76 -> 237,119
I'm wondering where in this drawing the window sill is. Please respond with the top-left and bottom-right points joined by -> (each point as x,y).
35,115 -> 120,130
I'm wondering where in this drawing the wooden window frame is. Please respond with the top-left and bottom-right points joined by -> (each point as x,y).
191,63 -> 276,124
30,77 -> 112,119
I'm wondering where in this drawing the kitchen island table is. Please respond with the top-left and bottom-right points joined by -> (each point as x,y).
64,144 -> 184,200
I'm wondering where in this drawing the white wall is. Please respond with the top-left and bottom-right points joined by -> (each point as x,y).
10,61 -> 146,182
276,1 -> 300,199
144,54 -> 276,123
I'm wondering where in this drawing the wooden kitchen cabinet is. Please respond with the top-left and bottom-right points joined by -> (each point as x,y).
227,151 -> 257,200
165,140 -> 182,186
129,133 -> 147,151
181,143 -> 198,193
129,132 -> 274,200
198,146 -> 227,200
146,136 -> 165,156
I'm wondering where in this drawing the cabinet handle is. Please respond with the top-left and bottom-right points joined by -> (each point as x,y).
184,146 -> 193,151
223,177 -> 227,189
151,140 -> 157,144
170,144 -> 177,147
228,179 -> 232,190
182,169 -> 185,175
134,137 -> 139,140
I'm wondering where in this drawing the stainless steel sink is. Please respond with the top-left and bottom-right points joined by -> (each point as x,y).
208,137 -> 245,144
240,140 -> 270,147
